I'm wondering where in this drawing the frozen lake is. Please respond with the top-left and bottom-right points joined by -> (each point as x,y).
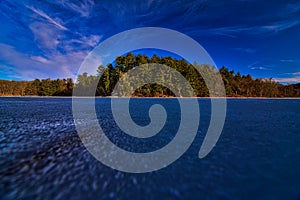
0,97 -> 299,199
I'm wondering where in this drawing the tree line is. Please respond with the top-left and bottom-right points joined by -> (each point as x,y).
0,53 -> 299,97
0,78 -> 73,96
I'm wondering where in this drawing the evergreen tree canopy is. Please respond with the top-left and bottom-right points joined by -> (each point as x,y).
0,53 -> 299,97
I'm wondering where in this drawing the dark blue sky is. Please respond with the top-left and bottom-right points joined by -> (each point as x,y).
0,0 -> 299,83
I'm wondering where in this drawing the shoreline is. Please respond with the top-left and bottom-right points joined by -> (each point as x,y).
1,96 -> 300,99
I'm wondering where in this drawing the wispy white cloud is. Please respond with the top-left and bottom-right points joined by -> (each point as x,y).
27,5 -> 68,52
26,6 -> 68,31
203,20 -> 300,37
24,12 -> 102,80
280,59 -> 295,63
0,43 -> 102,80
274,76 -> 300,83
284,71 -> 300,76
292,72 -> 300,75
274,71 -> 300,83
69,35 -> 101,48
0,43 -> 52,79
25,5 -> 102,78
250,66 -> 268,70
248,61 -> 270,70
232,47 -> 256,53
0,64 -> 23,80
29,22 -> 61,50
30,56 -> 51,64
59,0 -> 94,17
29,20 -> 101,54
259,20 -> 300,32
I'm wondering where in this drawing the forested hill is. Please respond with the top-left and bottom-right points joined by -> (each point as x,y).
0,53 -> 299,97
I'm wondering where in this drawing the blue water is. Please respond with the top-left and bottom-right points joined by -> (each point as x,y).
0,97 -> 299,200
